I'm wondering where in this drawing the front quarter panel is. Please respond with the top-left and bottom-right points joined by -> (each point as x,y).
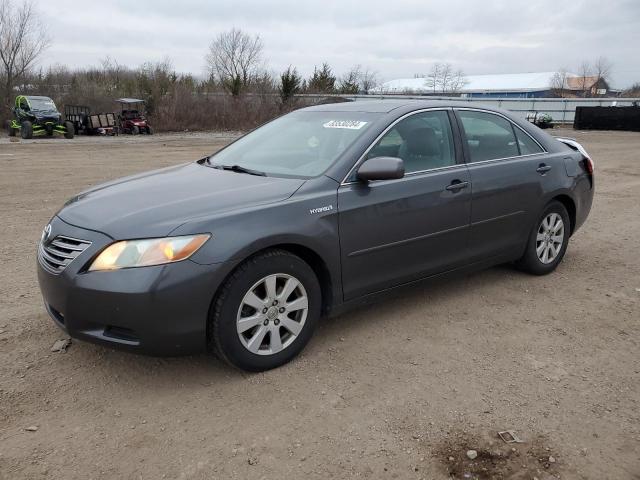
171,176 -> 343,302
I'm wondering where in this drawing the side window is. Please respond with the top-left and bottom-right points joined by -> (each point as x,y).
19,98 -> 29,110
458,111 -> 519,162
367,110 -> 455,173
514,127 -> 544,155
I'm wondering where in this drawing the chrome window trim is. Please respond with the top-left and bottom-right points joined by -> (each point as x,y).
340,107 -> 454,186
462,151 -> 547,167
340,106 -> 549,186
454,107 -> 548,156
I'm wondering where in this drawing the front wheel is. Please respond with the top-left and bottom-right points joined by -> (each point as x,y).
7,120 -> 16,137
131,126 -> 139,135
209,250 -> 321,371
20,120 -> 33,139
516,201 -> 570,275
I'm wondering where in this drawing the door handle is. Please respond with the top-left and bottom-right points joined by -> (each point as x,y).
445,180 -> 469,192
536,164 -> 552,174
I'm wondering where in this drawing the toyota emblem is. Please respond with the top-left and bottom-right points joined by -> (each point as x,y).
42,224 -> 52,243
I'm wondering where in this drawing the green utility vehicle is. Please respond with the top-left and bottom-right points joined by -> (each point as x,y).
7,95 -> 74,139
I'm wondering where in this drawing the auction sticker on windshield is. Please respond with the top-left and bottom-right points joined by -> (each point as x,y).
323,120 -> 368,129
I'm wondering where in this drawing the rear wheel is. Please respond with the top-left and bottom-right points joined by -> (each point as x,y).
209,249 -> 321,371
516,201 -> 570,275
63,121 -> 74,139
147,126 -> 154,135
20,121 -> 33,139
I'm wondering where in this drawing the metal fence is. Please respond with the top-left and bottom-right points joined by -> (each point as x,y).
325,94 -> 640,124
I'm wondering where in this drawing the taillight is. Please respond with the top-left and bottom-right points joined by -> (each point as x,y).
584,156 -> 594,175
556,137 -> 593,176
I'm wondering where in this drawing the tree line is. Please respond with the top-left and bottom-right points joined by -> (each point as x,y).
2,1 -> 638,132
0,2 -> 380,131
205,28 -> 379,100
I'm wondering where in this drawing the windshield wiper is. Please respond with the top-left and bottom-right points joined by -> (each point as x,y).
207,161 -> 266,176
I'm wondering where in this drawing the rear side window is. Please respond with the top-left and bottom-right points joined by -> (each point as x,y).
367,110 -> 456,173
458,111 -> 519,162
514,127 -> 544,155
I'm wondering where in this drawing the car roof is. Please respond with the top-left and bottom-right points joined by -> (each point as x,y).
303,100 -> 417,113
24,95 -> 54,101
301,99 -> 501,114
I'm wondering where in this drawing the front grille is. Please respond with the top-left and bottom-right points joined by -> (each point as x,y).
38,235 -> 91,274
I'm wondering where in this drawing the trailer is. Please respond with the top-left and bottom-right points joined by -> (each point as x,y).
64,105 -> 90,134
64,105 -> 117,135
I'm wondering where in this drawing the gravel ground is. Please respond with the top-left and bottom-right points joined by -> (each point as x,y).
0,129 -> 638,479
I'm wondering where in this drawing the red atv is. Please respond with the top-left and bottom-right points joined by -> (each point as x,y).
116,98 -> 153,135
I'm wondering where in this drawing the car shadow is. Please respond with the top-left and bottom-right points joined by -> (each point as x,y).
62,262 -> 530,387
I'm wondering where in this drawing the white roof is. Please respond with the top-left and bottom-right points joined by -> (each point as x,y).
370,72 -> 570,94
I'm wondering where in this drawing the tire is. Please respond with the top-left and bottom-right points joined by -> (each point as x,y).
209,249 -> 321,372
132,126 -> 140,135
146,126 -> 153,135
7,121 -> 16,137
20,121 -> 33,139
516,201 -> 570,275
63,121 -> 74,139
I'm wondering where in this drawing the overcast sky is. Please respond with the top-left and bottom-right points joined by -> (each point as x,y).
38,0 -> 640,88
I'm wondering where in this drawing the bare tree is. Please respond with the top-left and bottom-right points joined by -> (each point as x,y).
447,69 -> 468,94
578,61 -> 592,97
593,56 -> 613,83
360,68 -> 378,93
439,63 -> 453,92
425,63 -> 467,94
550,69 -> 570,98
0,0 -> 50,108
205,28 -> 263,96
251,70 -> 276,96
425,63 -> 442,94
592,56 -> 613,95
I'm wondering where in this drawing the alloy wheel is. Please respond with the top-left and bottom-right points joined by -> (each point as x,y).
236,273 -> 309,355
536,212 -> 565,264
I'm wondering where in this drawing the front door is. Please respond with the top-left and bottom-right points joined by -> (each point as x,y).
338,109 -> 472,301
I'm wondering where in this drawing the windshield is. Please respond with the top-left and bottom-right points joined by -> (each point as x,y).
27,97 -> 58,113
207,111 -> 380,178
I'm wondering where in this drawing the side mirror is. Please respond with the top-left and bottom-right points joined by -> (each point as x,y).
356,156 -> 405,182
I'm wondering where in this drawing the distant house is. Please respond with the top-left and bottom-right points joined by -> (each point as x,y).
564,75 -> 611,97
369,72 -> 613,98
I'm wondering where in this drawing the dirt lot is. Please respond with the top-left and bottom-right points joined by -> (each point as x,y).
0,128 -> 638,479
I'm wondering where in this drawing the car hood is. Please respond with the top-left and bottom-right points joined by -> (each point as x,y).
57,162 -> 306,239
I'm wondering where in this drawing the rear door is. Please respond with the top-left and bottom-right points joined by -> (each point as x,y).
338,109 -> 472,300
454,109 -> 551,260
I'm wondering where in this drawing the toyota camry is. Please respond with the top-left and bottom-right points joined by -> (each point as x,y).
37,100 -> 594,371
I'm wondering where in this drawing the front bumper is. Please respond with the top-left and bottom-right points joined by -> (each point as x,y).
37,216 -> 233,355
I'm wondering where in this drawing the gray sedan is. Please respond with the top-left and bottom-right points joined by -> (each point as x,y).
37,100 -> 594,371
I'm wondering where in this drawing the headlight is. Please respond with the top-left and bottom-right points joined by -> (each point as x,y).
88,234 -> 211,271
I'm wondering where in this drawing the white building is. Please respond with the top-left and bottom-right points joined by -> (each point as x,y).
370,72 -> 562,98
